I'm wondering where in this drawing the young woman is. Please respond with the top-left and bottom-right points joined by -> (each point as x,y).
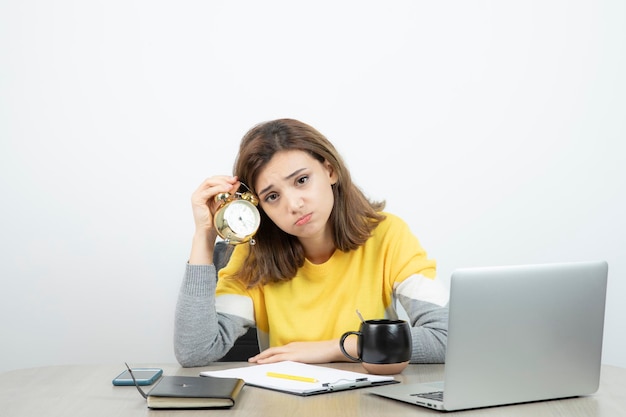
175,119 -> 449,366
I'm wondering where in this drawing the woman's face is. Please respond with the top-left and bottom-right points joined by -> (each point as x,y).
255,150 -> 338,243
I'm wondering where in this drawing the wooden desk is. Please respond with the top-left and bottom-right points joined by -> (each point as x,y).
1,363 -> 625,416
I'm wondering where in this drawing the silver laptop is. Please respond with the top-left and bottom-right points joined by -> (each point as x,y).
370,261 -> 608,411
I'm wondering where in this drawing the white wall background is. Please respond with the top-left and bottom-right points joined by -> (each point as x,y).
1,0 -> 624,373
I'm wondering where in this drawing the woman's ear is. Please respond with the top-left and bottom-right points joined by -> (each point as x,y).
324,160 -> 339,185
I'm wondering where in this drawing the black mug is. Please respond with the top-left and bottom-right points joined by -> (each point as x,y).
339,319 -> 412,374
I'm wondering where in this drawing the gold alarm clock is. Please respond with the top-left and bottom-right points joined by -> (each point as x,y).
213,188 -> 261,245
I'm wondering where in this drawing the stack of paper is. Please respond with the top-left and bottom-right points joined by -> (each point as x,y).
200,361 -> 397,396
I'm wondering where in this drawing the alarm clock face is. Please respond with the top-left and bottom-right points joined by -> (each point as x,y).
223,199 -> 261,237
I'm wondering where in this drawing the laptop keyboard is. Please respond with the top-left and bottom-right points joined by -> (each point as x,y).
411,391 -> 444,402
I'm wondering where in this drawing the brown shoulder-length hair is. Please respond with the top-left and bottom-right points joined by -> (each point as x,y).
231,119 -> 385,287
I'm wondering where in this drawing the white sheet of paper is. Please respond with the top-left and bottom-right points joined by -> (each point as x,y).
200,361 -> 396,395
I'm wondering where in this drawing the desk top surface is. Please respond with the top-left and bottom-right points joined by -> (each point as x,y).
1,363 -> 625,417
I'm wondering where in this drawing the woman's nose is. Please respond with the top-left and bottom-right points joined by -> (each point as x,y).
287,193 -> 304,211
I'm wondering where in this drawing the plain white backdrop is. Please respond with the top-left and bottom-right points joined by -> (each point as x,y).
1,1 -> 624,373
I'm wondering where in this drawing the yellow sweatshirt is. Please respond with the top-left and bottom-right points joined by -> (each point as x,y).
215,213 -> 447,352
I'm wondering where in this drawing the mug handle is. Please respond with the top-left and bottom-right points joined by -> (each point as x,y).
339,331 -> 362,362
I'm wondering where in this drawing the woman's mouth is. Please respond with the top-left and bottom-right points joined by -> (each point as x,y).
295,213 -> 312,226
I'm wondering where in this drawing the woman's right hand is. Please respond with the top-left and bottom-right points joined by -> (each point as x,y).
191,175 -> 240,232
189,175 -> 240,264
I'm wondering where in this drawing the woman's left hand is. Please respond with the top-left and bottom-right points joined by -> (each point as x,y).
248,339 -> 353,364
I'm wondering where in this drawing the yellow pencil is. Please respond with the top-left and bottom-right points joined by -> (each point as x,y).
266,371 -> 319,383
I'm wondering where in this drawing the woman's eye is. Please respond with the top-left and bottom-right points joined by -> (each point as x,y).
264,193 -> 278,203
296,175 -> 309,185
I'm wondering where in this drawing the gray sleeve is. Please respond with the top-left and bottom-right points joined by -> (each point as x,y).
173,263 -> 251,367
398,294 -> 449,364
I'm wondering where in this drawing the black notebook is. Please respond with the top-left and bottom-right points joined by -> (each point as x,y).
146,375 -> 244,409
